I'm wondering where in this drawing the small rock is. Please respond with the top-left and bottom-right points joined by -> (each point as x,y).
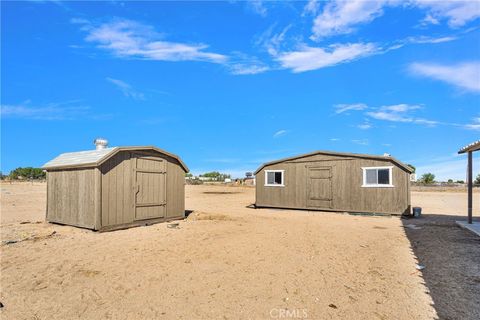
328,304 -> 337,309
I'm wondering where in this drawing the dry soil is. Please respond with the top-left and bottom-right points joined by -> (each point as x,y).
1,182 -> 479,319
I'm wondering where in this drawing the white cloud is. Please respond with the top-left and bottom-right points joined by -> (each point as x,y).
381,104 -> 422,112
407,35 -> 457,44
256,24 -> 292,56
352,139 -> 369,145
366,104 -> 438,126
228,53 -> 269,75
413,0 -> 480,28
77,18 -> 227,64
229,64 -> 269,75
463,117 -> 480,131
358,123 -> 372,130
335,102 -> 479,131
248,0 -> 268,17
303,0 -> 320,16
106,77 -> 145,100
330,138 -> 340,141
273,130 -> 288,138
277,42 -> 378,73
334,103 -> 368,114
311,0 -> 388,39
1,101 -> 91,120
310,0 -> 479,40
409,62 -> 480,92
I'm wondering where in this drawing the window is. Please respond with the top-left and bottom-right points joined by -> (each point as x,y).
362,166 -> 393,187
265,170 -> 284,186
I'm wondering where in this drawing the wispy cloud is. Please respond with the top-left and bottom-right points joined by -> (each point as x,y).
413,0 -> 480,28
352,139 -> 369,145
463,117 -> 480,131
75,18 -> 227,64
273,129 -> 288,138
330,138 -> 340,142
409,61 -> 480,92
303,0 -> 320,16
277,42 -> 378,73
311,0 -> 385,40
357,123 -> 372,130
338,102 -> 480,131
247,0 -> 268,17
366,104 -> 438,125
1,101 -> 92,120
106,77 -> 145,100
334,103 -> 368,114
406,35 -> 457,44
228,53 -> 269,75
310,0 -> 480,40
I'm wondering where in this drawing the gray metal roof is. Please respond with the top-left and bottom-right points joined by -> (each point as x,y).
42,147 -> 118,169
42,146 -> 189,172
458,140 -> 480,154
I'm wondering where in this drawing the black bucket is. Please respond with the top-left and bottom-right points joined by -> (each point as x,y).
412,207 -> 422,218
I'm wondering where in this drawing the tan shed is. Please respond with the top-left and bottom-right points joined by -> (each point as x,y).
254,150 -> 413,215
42,144 -> 188,231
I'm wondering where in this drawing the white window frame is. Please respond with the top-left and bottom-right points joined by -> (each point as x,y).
264,170 -> 285,187
361,166 -> 394,188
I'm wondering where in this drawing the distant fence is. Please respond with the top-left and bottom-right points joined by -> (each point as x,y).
412,185 -> 479,193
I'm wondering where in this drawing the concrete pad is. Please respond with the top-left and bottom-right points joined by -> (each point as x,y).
456,221 -> 480,237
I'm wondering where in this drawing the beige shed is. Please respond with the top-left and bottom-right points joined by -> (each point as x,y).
254,150 -> 413,215
42,142 -> 188,231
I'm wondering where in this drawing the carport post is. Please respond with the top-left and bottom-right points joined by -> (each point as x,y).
468,151 -> 473,224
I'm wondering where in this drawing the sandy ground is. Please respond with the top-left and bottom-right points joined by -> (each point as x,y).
1,182 -> 479,320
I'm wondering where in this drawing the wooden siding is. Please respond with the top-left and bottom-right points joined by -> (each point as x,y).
101,151 -> 133,227
46,169 -> 96,228
46,148 -> 186,231
166,161 -> 185,219
100,150 -> 185,229
256,154 -> 411,214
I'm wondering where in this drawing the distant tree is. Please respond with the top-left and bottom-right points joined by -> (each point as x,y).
9,167 -> 46,180
420,173 -> 435,184
475,173 -> 480,185
199,171 -> 231,181
456,180 -> 465,184
407,164 -> 416,173
245,172 -> 253,178
447,179 -> 454,183
185,173 -> 193,178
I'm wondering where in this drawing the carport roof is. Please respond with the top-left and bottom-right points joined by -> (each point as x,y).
458,140 -> 480,154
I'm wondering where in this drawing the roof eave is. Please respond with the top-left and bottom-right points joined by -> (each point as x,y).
43,146 -> 189,172
254,150 -> 413,174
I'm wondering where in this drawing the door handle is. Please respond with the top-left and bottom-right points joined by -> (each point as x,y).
135,185 -> 140,194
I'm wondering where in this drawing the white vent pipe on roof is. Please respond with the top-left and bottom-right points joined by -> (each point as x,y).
94,138 -> 108,150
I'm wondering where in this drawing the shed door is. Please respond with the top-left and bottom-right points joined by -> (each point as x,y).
306,167 -> 332,209
133,154 -> 167,220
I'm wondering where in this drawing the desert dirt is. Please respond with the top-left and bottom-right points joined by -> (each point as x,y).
1,182 -> 479,320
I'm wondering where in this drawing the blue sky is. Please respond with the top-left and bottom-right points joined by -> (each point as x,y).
1,0 -> 480,180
